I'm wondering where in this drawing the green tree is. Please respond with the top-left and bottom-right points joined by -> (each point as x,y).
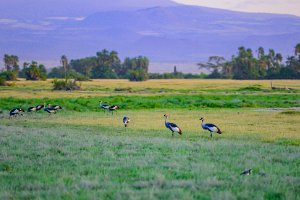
24,61 -> 47,80
4,54 -> 12,71
48,67 -> 65,78
60,55 -> 69,80
275,53 -> 283,64
3,54 -> 19,72
294,43 -> 300,56
198,56 -> 227,78
70,57 -> 97,78
230,47 -> 262,79
19,62 -> 29,78
257,47 -> 265,59
92,49 -> 120,79
125,56 -> 149,81
267,49 -> 275,69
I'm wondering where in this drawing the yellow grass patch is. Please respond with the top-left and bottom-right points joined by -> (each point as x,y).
8,109 -> 300,143
2,79 -> 300,98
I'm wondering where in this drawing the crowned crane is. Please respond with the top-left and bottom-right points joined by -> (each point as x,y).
164,114 -> 182,136
48,104 -> 62,110
200,117 -> 222,138
123,116 -> 130,127
99,101 -> 109,112
35,104 -> 44,111
9,108 -> 25,118
43,104 -> 57,115
108,105 -> 119,115
240,169 -> 252,176
27,106 -> 37,112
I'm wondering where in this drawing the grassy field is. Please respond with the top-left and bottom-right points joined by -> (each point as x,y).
0,79 -> 300,199
1,79 -> 300,98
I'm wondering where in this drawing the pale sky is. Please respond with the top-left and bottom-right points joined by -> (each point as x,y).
173,0 -> 300,17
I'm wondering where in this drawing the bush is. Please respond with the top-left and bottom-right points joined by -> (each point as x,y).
0,77 -> 7,86
0,71 -> 17,81
52,79 -> 81,91
114,87 -> 132,92
23,61 -> 47,80
68,70 -> 90,81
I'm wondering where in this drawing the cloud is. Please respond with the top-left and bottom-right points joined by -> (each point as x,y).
0,18 -> 18,24
0,18 -> 53,30
172,0 -> 300,16
137,31 -> 162,36
46,16 -> 85,21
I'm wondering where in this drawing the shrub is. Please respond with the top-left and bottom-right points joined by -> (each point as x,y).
0,71 -> 17,81
52,79 -> 81,91
0,77 -> 7,86
23,61 -> 47,80
114,87 -> 132,92
68,70 -> 90,81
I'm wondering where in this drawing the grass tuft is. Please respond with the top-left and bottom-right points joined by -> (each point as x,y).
280,110 -> 300,115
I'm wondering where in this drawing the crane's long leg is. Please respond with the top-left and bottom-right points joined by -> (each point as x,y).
210,132 -> 212,138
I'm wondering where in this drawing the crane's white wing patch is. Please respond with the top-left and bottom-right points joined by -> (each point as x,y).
171,127 -> 180,132
208,126 -> 218,132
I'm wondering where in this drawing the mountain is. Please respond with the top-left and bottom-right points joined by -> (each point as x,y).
1,4 -> 300,73
0,0 -> 176,19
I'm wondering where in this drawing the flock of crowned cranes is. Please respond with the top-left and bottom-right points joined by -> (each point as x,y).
100,101 -> 222,137
7,102 -> 258,176
8,100 -> 222,138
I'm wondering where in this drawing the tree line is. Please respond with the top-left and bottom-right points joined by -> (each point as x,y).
49,50 -> 149,81
0,55 -> 47,84
0,50 -> 149,83
1,44 -> 299,84
198,43 -> 300,79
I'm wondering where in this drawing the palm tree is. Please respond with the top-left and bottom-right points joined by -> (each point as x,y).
295,43 -> 300,56
60,55 -> 68,80
109,51 -> 119,63
11,55 -> 19,72
4,54 -> 12,71
257,47 -> 265,59
267,49 -> 276,69
275,53 -> 283,64
96,49 -> 109,65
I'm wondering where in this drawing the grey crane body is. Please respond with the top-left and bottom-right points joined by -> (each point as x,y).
35,104 -> 44,111
200,117 -> 221,138
240,169 -> 252,176
9,108 -> 25,118
100,101 -> 110,112
109,105 -> 119,115
123,116 -> 130,127
164,114 -> 182,136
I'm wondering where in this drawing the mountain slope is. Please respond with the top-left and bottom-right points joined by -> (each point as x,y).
0,0 -> 176,19
0,5 -> 300,73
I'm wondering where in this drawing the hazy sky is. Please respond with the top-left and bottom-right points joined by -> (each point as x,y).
173,0 -> 300,16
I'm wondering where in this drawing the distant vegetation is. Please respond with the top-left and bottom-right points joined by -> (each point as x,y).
63,50 -> 149,81
1,43 -> 299,82
199,44 -> 300,79
52,79 -> 81,91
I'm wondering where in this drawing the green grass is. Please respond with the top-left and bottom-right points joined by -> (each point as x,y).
0,118 -> 299,199
1,92 -> 299,112
0,79 -> 299,199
